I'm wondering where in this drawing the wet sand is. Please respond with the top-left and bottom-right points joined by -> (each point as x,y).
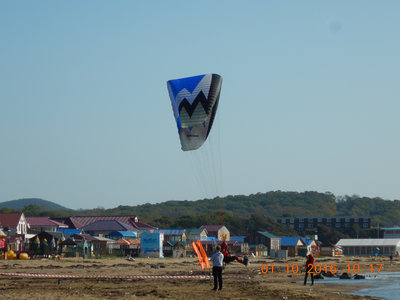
0,255 -> 398,299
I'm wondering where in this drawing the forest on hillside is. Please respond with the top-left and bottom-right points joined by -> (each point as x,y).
2,191 -> 399,228
1,192 -> 399,244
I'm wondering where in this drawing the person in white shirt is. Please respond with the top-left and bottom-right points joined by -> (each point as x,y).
210,245 -> 224,291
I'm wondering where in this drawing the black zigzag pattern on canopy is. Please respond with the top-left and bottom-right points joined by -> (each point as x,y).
177,74 -> 222,124
178,91 -> 210,117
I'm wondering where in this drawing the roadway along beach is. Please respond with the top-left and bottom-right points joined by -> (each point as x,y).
0,255 -> 398,299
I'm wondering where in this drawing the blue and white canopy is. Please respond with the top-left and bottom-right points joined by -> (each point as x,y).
167,74 -> 222,151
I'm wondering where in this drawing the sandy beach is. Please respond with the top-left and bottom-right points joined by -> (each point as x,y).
0,255 -> 398,299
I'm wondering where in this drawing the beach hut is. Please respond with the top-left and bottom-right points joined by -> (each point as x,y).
279,237 -> 306,257
92,236 -> 115,255
71,234 -> 97,258
59,238 -> 78,257
114,238 -> 140,256
301,237 -> 320,256
249,244 -> 268,257
245,231 -> 281,253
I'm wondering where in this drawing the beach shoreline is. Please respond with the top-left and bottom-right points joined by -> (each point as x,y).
0,255 -> 398,299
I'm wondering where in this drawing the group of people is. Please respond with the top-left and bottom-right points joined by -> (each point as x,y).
210,242 -> 315,291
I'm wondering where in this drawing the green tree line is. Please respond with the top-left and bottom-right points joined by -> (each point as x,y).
1,191 -> 399,242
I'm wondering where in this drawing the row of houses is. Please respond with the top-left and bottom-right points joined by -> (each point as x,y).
8,212 -> 397,259
0,213 -> 322,258
0,213 -> 155,257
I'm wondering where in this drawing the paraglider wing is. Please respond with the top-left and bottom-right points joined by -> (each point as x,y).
196,240 -> 210,269
167,74 -> 222,151
191,241 -> 205,269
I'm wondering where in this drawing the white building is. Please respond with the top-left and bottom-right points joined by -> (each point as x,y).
337,238 -> 400,256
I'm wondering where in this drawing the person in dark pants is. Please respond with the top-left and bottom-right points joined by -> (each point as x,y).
304,253 -> 315,286
210,245 -> 224,291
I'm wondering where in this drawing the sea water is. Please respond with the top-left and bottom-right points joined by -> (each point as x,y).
316,272 -> 400,300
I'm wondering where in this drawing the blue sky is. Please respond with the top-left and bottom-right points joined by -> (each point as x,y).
1,1 -> 399,209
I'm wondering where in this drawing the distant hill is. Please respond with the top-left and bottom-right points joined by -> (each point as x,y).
99,191 -> 400,227
0,198 -> 70,211
105,191 -> 339,219
1,192 -> 399,229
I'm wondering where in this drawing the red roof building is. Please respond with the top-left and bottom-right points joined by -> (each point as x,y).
26,217 -> 68,233
59,216 -> 155,232
0,213 -> 29,235
0,213 -> 29,252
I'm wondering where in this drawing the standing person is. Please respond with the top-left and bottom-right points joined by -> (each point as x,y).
303,252 -> 314,286
210,245 -> 224,291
